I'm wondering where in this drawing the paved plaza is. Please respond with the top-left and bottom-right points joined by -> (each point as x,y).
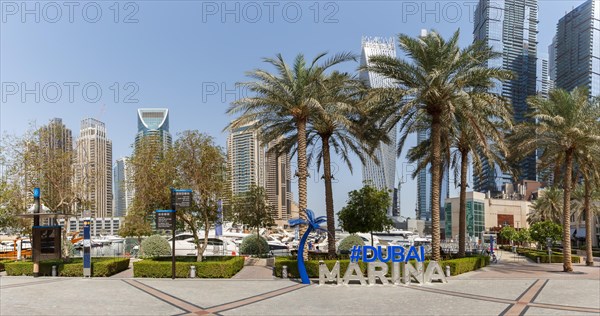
1,252 -> 599,316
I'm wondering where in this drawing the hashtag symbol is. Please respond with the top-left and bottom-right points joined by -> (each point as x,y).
349,245 -> 361,262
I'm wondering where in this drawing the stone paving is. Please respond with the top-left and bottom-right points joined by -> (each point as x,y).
1,252 -> 599,316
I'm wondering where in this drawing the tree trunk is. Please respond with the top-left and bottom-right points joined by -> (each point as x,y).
552,157 -> 561,187
296,119 -> 309,261
562,149 -> 574,272
458,148 -> 468,258
321,136 -> 336,258
584,174 -> 594,266
430,114 -> 442,261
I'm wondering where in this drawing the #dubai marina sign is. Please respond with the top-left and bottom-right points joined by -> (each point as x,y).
318,245 -> 447,285
289,209 -> 447,286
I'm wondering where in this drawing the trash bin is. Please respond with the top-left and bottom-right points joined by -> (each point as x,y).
512,246 -> 517,253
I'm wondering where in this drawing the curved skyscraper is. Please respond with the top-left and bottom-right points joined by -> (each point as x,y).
135,108 -> 172,150
359,37 -> 398,218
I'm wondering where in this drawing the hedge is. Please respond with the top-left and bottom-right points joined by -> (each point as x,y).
133,256 -> 244,278
0,259 -> 13,272
5,257 -> 130,277
274,256 -> 489,278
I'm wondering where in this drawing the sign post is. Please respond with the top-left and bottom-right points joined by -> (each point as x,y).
32,188 -> 40,278
83,213 -> 91,278
167,189 -> 192,279
546,237 -> 553,264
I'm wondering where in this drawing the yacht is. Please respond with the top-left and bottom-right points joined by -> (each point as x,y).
169,233 -> 238,256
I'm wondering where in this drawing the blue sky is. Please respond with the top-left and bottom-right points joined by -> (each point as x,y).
0,0 -> 583,219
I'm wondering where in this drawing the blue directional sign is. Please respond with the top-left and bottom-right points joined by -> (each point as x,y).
83,217 -> 91,277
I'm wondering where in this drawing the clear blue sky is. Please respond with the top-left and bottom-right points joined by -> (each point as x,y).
0,0 -> 582,219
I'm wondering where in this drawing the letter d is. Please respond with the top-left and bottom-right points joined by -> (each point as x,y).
362,245 -> 377,263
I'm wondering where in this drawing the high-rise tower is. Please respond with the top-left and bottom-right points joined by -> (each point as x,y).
75,118 -> 113,218
227,123 -> 265,196
359,36 -> 398,218
227,123 -> 292,226
473,0 -> 539,194
113,157 -> 132,217
135,108 -> 172,151
555,0 -> 600,97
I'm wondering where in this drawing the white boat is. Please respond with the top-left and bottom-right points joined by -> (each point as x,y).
101,235 -> 125,243
168,233 -> 238,256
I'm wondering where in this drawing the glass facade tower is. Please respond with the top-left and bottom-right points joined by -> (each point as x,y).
555,0 -> 600,98
359,36 -> 398,218
135,108 -> 172,151
473,0 -> 539,194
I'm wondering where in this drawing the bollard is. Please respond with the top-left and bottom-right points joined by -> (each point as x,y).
52,265 -> 57,277
445,265 -> 451,277
190,265 -> 196,278
537,257 -> 540,264
282,265 -> 288,278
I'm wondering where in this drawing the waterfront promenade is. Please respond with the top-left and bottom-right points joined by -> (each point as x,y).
1,252 -> 599,315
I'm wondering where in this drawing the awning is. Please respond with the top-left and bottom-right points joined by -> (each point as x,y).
570,228 -> 586,238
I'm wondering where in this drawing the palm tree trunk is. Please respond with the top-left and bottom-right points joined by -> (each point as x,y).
562,149 -> 574,272
584,174 -> 594,266
430,115 -> 442,261
321,136 -> 336,258
458,149 -> 468,258
553,158 -> 561,188
296,119 -> 309,260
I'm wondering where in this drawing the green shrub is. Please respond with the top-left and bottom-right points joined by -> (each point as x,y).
274,256 -> 489,278
4,257 -> 130,277
0,259 -> 13,272
141,235 -> 171,258
337,235 -> 365,254
133,256 -> 244,278
239,235 -> 269,256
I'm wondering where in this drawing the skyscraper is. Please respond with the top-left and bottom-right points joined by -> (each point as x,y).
539,58 -> 552,99
227,123 -> 265,196
113,157 -> 132,217
38,118 -> 73,217
75,118 -> 113,218
549,35 -> 558,85
555,0 -> 600,97
264,141 -> 293,228
473,0 -> 539,194
359,36 -> 398,218
416,129 -> 450,221
135,108 -> 172,150
227,123 -> 293,226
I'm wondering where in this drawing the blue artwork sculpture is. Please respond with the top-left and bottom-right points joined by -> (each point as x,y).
288,209 -> 327,284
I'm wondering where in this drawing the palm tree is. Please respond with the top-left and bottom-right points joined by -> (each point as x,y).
571,175 -> 600,266
512,87 -> 600,271
227,52 -> 355,259
406,94 -> 511,257
271,71 -> 385,257
307,72 -> 383,257
529,186 -> 564,224
365,30 -> 513,261
289,209 -> 327,284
